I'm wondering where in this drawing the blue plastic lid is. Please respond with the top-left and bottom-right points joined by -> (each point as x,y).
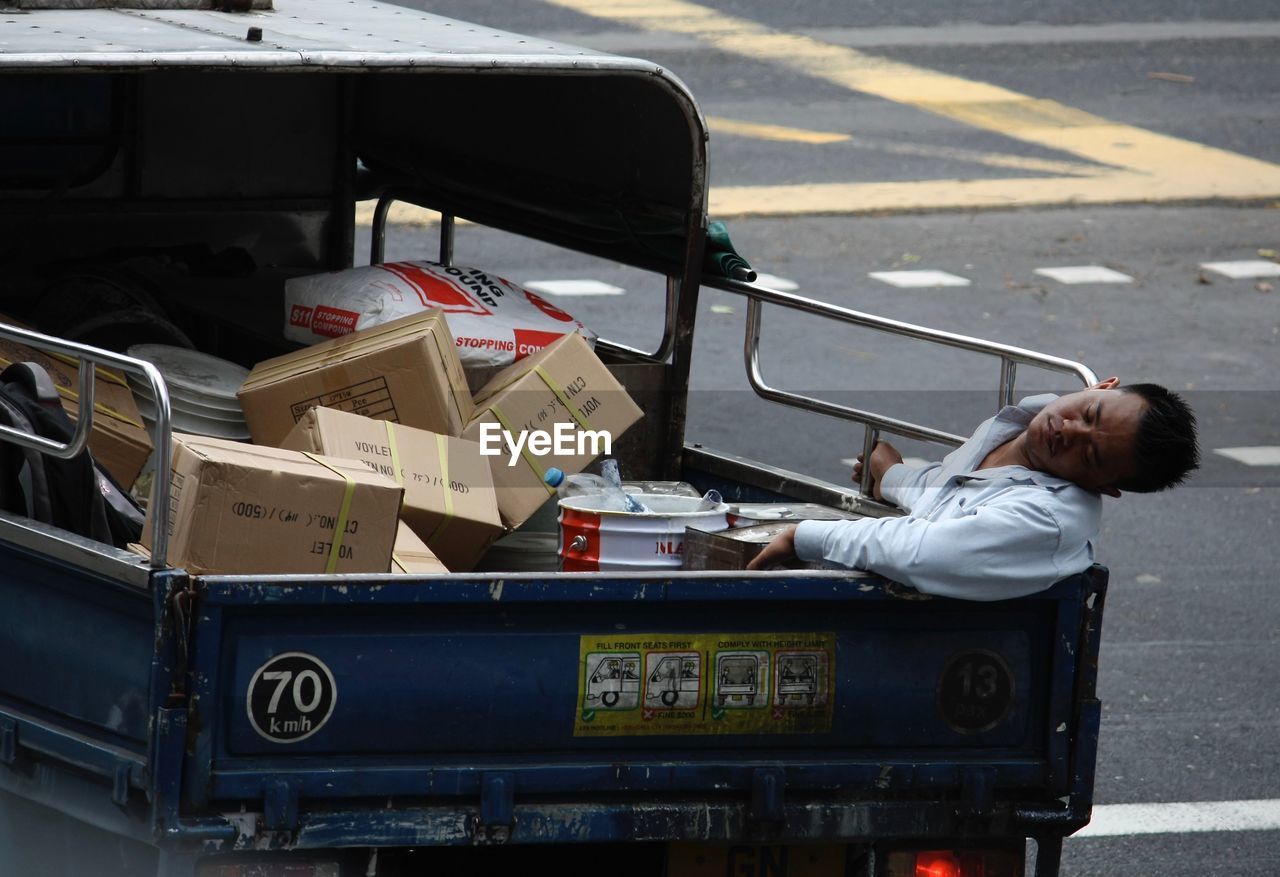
543,466 -> 565,487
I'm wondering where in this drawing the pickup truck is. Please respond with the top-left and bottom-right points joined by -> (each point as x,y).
0,2 -> 1106,875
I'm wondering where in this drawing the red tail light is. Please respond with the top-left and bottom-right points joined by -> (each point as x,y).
915,850 -> 964,877
886,848 -> 1023,877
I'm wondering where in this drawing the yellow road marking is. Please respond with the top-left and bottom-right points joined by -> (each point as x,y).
708,117 -> 850,145
707,171 -> 1268,217
545,0 -> 1280,215
708,117 -> 1107,176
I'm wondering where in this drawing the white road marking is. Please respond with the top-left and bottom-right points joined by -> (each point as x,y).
1214,446 -> 1280,466
1034,265 -> 1134,284
869,270 -> 972,288
753,272 -> 799,292
1200,260 -> 1280,280
1075,799 -> 1280,838
522,279 -> 625,297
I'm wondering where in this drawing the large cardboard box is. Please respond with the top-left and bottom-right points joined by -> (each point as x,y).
142,434 -> 402,576
390,521 -> 449,575
238,308 -> 473,448
282,406 -> 502,572
0,335 -> 152,488
463,333 -> 642,529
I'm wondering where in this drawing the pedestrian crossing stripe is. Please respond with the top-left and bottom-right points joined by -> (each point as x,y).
1214,447 -> 1280,467
1200,260 -> 1280,280
523,279 -> 625,297
1034,266 -> 1134,285
869,270 -> 972,288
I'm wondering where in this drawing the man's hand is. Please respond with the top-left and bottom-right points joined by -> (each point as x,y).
852,441 -> 904,501
745,524 -> 799,571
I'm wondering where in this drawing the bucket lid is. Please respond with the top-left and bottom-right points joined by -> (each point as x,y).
559,492 -> 729,517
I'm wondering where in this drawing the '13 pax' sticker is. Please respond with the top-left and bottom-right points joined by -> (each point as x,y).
246,652 -> 337,743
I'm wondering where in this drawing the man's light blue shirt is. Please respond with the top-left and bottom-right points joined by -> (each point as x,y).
793,395 -> 1102,601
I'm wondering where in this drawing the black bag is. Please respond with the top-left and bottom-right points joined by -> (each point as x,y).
0,362 -> 145,548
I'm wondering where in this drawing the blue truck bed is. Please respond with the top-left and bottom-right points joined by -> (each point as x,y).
0,509 -> 1105,873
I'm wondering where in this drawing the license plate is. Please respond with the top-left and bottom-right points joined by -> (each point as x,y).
667,843 -> 848,877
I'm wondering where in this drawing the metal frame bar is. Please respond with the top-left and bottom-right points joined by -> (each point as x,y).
703,277 -> 1099,495
438,212 -> 454,266
369,193 -> 456,269
593,273 -> 679,365
367,192 -> 680,365
0,322 -> 172,568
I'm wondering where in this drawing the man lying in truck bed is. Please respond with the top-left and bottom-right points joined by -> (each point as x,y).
747,379 -> 1199,599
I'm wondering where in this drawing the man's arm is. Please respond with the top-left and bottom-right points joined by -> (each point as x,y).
744,523 -> 798,571
877,460 -> 945,512
854,442 -> 943,511
791,497 -> 1096,601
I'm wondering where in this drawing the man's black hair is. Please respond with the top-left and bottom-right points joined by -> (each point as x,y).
1115,384 -> 1199,493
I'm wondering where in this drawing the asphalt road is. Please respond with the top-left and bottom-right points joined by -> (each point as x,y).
379,2 -> 1280,873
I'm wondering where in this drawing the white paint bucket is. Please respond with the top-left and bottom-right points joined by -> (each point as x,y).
558,493 -> 730,571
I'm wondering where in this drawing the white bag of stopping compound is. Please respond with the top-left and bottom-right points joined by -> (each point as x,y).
284,261 -> 596,369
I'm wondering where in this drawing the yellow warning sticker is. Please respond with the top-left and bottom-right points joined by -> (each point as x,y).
574,632 -> 835,736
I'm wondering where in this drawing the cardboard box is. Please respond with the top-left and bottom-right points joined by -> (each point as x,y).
462,333 -> 643,530
390,521 -> 449,575
0,334 -> 152,489
238,308 -> 474,447
142,433 -> 403,576
282,406 -> 502,572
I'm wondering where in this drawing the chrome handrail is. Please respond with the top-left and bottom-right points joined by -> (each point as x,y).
0,322 -> 172,569
703,277 -> 1099,496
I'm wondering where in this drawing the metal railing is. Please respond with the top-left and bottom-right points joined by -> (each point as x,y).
704,277 -> 1099,496
0,322 -> 172,569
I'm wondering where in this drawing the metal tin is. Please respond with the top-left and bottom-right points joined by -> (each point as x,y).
557,493 -> 730,572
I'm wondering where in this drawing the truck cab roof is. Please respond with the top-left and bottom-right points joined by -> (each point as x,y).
1,0 -> 709,277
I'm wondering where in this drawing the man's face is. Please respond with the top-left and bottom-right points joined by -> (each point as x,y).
1022,387 -> 1146,496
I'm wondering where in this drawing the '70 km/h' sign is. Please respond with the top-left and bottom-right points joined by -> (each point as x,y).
247,652 -> 338,744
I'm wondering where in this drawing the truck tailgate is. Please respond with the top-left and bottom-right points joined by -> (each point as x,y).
180,569 -> 1103,844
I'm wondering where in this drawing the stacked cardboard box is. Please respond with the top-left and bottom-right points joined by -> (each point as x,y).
239,309 -> 473,447
142,434 -> 403,576
463,333 -> 643,529
282,406 -> 502,572
135,306 -> 646,576
390,522 -> 449,575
